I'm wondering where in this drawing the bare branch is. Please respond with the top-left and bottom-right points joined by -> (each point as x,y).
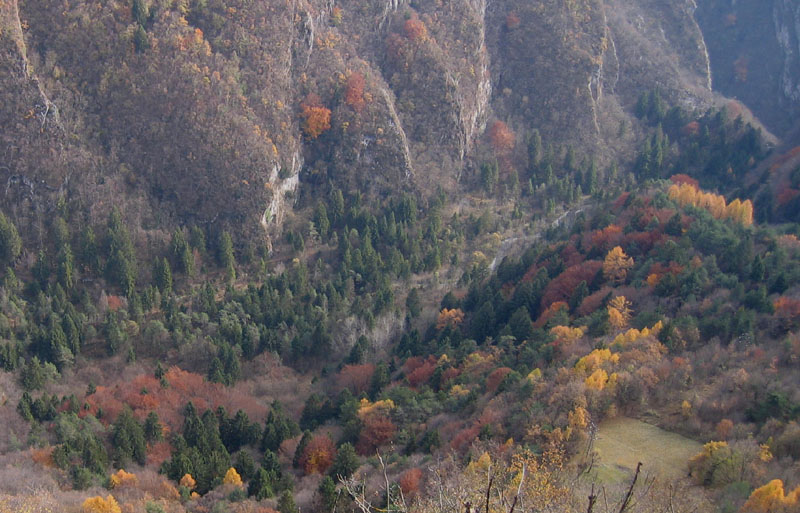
617,462 -> 642,513
340,475 -> 373,513
508,462 -> 525,513
587,483 -> 597,513
485,473 -> 494,513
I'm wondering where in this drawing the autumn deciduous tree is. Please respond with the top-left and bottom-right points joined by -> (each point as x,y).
575,348 -> 619,374
607,295 -> 633,329
109,469 -> 137,488
540,262 -> 603,311
222,467 -> 243,486
603,246 -> 633,283
488,120 -> 515,155
398,467 -> 423,498
82,495 -> 121,513
344,72 -> 366,113
585,368 -> 616,391
670,174 -> 699,188
337,363 -> 375,395
180,473 -> 196,490
299,435 -> 336,474
716,419 -> 734,440
301,94 -> 331,139
436,308 -> 464,330
668,182 -> 754,226
486,367 -> 513,394
742,479 -> 800,513
534,301 -> 568,328
550,325 -> 585,344
404,15 -> 427,41
589,224 -> 623,251
505,12 -> 521,29
356,415 -> 396,455
687,441 -> 746,487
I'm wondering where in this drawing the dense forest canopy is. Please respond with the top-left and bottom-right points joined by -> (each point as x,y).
2,0 -> 800,512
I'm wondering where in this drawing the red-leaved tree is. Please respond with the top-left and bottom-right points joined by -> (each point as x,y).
345,72 -> 366,113
488,121 -> 515,155
299,435 -> 336,475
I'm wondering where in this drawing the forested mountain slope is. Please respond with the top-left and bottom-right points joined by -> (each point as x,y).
0,0 -> 774,241
2,0 -> 800,512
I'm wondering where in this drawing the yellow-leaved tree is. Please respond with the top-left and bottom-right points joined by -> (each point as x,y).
109,469 -> 137,489
607,296 -> 632,329
603,246 -> 633,283
742,479 -> 800,513
82,495 -> 121,513
222,467 -> 243,486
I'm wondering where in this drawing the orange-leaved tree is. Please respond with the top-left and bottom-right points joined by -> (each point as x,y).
436,308 -> 464,330
301,93 -> 331,139
404,15 -> 427,41
179,473 -> 196,489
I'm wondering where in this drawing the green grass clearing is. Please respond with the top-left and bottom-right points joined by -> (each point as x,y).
583,417 -> 702,484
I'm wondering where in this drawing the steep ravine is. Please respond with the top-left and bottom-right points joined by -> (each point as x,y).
694,0 -> 800,137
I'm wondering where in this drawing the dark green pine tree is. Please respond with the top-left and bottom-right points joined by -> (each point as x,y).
262,448 -> 281,477
568,280 -> 589,313
329,442 -> 358,479
153,257 -> 172,295
112,408 -> 147,466
20,356 -> 45,391
293,431 -> 312,468
314,202 -> 330,240
80,226 -> 100,273
217,231 -> 236,281
62,313 -> 81,357
106,208 -> 137,296
0,211 -> 21,265
48,316 -> 73,370
369,362 -> 390,400
278,491 -> 299,513
132,0 -> 149,26
134,25 -> 150,53
318,476 -> 338,512
248,467 -> 274,500
233,449 -> 256,481
170,229 -> 194,276
144,411 -> 163,442
57,245 -> 74,290
219,409 -> 260,452
329,189 -> 345,225
262,401 -> 299,452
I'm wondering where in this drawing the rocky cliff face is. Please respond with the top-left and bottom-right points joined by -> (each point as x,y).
0,0 -> 791,242
694,0 -> 800,137
487,0 -> 713,159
